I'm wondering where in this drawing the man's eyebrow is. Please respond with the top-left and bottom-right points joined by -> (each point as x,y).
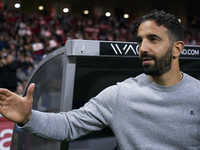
136,34 -> 163,43
147,34 -> 162,41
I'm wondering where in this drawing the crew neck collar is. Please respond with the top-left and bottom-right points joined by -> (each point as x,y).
142,72 -> 187,92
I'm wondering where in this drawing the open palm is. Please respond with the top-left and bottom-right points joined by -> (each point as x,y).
0,83 -> 35,124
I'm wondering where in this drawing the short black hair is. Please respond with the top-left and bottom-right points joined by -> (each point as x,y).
137,9 -> 183,43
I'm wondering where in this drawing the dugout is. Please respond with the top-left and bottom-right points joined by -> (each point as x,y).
10,40 -> 200,150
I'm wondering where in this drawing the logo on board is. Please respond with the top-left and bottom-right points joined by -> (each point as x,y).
100,42 -> 139,56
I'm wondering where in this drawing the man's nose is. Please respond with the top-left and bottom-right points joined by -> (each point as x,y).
139,40 -> 149,53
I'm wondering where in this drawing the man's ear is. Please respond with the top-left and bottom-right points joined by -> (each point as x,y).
173,41 -> 184,58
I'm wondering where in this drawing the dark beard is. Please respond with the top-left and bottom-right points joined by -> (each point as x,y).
139,46 -> 173,76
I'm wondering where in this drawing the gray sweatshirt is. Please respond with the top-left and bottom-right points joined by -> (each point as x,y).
21,73 -> 200,150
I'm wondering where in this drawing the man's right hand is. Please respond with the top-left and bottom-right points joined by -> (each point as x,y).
0,83 -> 35,125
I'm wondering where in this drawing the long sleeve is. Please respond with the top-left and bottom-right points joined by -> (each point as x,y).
18,84 -> 118,141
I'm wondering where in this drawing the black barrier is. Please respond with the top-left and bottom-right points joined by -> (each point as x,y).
10,40 -> 200,150
181,45 -> 200,58
100,42 -> 200,59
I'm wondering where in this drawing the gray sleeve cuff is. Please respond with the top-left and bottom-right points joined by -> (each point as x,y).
17,110 -> 41,134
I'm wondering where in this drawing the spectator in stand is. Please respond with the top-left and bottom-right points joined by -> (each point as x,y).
0,54 -> 18,92
0,35 -> 5,51
0,50 -> 6,88
22,80 -> 28,89
16,84 -> 24,96
32,36 -> 44,61
16,52 -> 34,82
23,54 -> 34,77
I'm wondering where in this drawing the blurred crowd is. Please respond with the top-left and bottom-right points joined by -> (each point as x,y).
0,9 -> 200,94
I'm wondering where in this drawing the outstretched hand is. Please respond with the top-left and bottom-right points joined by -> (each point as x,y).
0,83 -> 35,125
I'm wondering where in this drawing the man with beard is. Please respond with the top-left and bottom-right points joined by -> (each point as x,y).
0,10 -> 200,149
